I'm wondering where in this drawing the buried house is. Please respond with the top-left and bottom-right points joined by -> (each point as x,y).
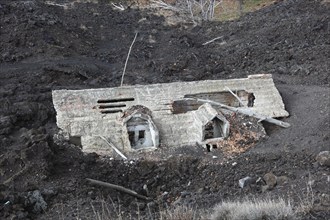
52,74 -> 289,156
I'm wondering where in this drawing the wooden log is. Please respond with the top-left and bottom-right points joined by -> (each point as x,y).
183,98 -> 291,128
86,178 -> 151,201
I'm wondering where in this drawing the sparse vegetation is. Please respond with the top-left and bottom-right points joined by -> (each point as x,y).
151,0 -> 277,22
210,198 -> 295,220
295,179 -> 316,216
159,205 -> 202,220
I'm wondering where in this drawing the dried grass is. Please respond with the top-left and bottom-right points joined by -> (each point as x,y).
159,205 -> 201,220
210,198 -> 296,220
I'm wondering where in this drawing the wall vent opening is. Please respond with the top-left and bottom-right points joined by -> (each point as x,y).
96,98 -> 134,114
100,109 -> 122,114
98,104 -> 126,109
97,98 -> 134,103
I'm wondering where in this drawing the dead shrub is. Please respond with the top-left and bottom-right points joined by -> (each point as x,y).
210,198 -> 296,220
159,205 -> 201,220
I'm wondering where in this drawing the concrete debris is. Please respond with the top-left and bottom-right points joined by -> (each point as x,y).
52,74 -> 289,156
239,176 -> 253,188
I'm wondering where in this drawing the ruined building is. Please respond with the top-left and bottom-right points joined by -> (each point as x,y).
52,74 -> 288,155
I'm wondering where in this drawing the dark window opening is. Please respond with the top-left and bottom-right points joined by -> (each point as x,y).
128,131 -> 135,145
69,136 -> 81,147
139,130 -> 145,139
205,144 -> 218,152
97,98 -> 134,103
204,121 -> 215,140
203,118 -> 224,141
172,91 -> 254,114
247,93 -> 255,107
98,104 -> 126,109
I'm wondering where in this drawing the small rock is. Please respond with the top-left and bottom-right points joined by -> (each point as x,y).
173,197 -> 183,206
41,188 -> 57,200
261,185 -> 269,193
180,191 -> 191,197
16,211 -> 28,219
320,193 -> 330,206
263,172 -> 277,189
239,176 -> 252,188
277,176 -> 289,185
197,188 -> 204,194
316,151 -> 330,167
25,190 -> 47,214
147,201 -> 156,209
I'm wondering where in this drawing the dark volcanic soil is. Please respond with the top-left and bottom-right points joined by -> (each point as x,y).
0,0 -> 329,219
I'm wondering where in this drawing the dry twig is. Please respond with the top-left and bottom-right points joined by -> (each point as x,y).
203,36 -> 223,45
120,32 -> 138,87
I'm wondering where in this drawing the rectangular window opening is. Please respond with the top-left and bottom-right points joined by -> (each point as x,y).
138,130 -> 145,139
128,131 -> 135,144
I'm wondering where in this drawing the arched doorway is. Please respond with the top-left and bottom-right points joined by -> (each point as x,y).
126,117 -> 154,149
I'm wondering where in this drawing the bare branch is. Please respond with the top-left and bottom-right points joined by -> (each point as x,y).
151,0 -> 182,12
202,36 -> 223,45
86,178 -> 152,201
111,3 -> 125,11
121,32 -> 138,87
3,166 -> 29,185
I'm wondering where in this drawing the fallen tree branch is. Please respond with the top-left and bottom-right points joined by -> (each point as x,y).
98,136 -> 127,160
225,86 -> 245,107
121,32 -> 138,87
3,166 -> 29,185
86,178 -> 151,201
202,36 -> 223,45
45,1 -> 70,9
183,98 -> 291,128
111,3 -> 125,11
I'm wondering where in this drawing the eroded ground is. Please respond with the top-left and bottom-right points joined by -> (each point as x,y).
0,0 -> 329,219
